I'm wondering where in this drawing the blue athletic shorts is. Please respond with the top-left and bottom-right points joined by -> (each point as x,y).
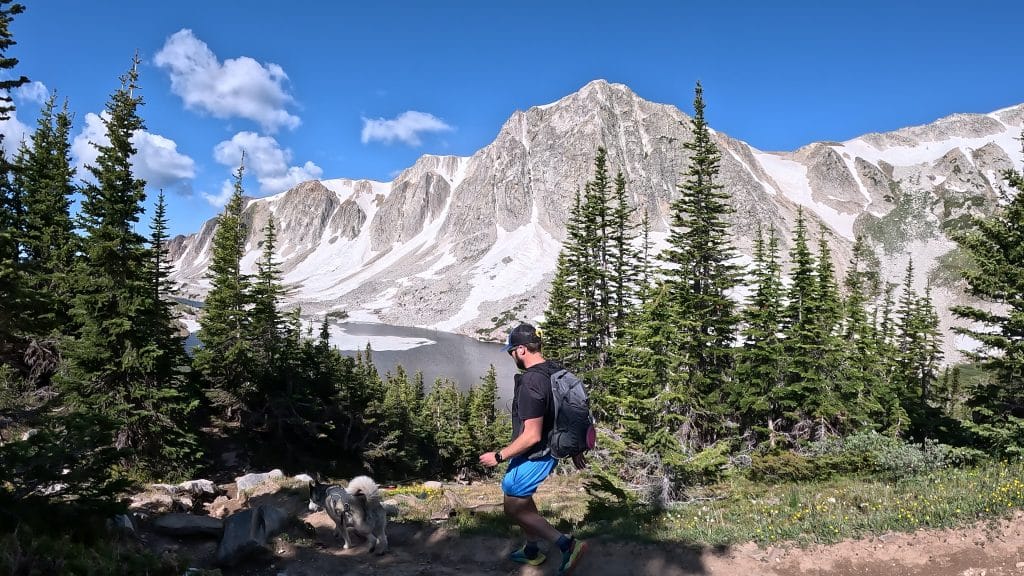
501,455 -> 557,497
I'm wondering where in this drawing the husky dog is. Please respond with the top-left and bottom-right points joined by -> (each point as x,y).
309,475 -> 388,554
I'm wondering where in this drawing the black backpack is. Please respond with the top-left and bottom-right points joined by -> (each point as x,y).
547,369 -> 597,459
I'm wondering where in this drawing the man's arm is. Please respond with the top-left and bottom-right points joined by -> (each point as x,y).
479,416 -> 543,467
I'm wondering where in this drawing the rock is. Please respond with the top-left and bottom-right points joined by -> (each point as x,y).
20,429 -> 37,441
179,479 -> 220,496
235,469 -> 284,492
260,505 -> 289,536
429,509 -> 455,522
176,495 -> 195,512
382,500 -> 400,518
40,482 -> 67,496
423,481 -> 443,490
292,474 -> 314,484
152,513 -> 224,538
130,492 -> 175,515
216,505 -> 290,567
107,513 -> 135,535
206,495 -> 234,519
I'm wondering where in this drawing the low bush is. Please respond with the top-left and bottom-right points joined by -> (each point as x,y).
807,431 -> 965,479
0,527 -> 182,576
749,451 -> 817,483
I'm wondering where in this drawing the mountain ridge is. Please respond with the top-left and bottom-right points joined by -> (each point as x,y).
168,79 -> 1024,357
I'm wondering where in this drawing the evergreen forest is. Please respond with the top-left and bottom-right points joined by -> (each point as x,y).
3,2 -> 1024,571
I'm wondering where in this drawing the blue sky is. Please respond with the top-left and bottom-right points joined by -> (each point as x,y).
6,0 -> 1023,237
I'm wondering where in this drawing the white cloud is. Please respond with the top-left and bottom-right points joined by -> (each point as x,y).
213,131 -> 322,199
70,112 -> 104,172
154,29 -> 300,133
72,112 -> 195,190
203,179 -> 235,208
0,111 -> 30,156
133,131 -> 196,188
16,81 -> 48,105
361,111 -> 454,146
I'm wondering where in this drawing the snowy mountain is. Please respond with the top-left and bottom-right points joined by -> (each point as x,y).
167,80 -> 1024,357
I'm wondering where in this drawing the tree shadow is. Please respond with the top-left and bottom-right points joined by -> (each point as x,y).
212,516 -> 715,576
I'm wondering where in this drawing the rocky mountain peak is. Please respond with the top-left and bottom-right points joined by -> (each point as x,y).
169,82 -> 1024,361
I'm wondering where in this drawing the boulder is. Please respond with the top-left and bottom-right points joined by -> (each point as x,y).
129,491 -> 175,515
152,513 -> 224,538
179,479 -> 220,496
235,469 -> 285,492
107,513 -> 135,535
206,495 -> 234,519
381,499 -> 400,518
216,505 -> 289,566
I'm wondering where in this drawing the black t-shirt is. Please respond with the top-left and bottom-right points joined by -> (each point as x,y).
511,360 -> 559,459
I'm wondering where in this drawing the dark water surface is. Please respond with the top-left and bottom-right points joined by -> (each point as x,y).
187,322 -> 520,406
329,322 -> 518,406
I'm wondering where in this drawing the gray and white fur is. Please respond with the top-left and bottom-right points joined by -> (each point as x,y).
309,475 -> 388,554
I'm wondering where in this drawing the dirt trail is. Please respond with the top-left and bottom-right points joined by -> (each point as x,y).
159,510 -> 1024,576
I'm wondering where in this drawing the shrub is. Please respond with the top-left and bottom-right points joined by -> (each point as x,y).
808,431 -> 957,479
749,452 -> 817,483
0,528 -> 183,576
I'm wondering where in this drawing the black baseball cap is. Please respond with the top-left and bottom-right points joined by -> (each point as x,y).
501,323 -> 542,352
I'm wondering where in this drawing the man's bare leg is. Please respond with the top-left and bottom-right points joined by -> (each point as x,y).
504,494 -> 561,543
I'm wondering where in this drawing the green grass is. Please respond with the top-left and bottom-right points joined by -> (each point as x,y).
0,529 -> 185,576
440,460 -> 1024,547
651,460 -> 1024,546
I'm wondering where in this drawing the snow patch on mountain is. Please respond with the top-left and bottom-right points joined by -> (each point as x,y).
326,323 -> 435,351
432,202 -> 561,332
754,151 -> 858,239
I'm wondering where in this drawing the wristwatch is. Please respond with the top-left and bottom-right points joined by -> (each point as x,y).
495,450 -> 504,463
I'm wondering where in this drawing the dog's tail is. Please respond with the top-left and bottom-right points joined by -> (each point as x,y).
347,475 -> 380,503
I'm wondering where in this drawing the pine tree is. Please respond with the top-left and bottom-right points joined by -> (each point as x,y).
809,231 -> 847,430
608,171 -> 641,334
606,283 -> 685,459
777,209 -> 820,427
873,282 -> 910,433
732,226 -> 786,434
145,189 -> 198,469
894,258 -> 939,422
840,235 -> 886,428
62,56 -> 196,476
542,149 -> 644,373
194,161 -> 254,418
950,140 -> 1024,454
250,217 -> 287,382
542,189 -> 584,365
468,365 -> 503,455
0,1 -> 26,123
420,378 -> 472,475
541,251 -> 576,363
637,210 -> 655,302
915,284 -> 944,403
581,147 -> 613,367
14,94 -> 77,333
0,0 -> 29,346
147,191 -> 186,358
658,82 -> 742,438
